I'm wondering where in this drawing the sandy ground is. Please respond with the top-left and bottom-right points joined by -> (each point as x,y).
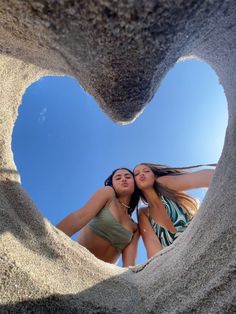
0,1 -> 235,312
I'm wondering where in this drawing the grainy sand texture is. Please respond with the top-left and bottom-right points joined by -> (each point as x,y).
0,1 -> 235,313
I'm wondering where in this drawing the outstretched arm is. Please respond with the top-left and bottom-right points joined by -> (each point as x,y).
56,186 -> 114,237
157,169 -> 215,191
122,228 -> 140,267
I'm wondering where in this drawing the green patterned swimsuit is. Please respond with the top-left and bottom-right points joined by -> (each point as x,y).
149,195 -> 191,248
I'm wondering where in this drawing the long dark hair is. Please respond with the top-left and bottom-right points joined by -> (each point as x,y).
134,163 -> 216,217
104,168 -> 140,215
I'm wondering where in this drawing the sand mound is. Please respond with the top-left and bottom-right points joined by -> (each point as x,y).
0,1 -> 235,312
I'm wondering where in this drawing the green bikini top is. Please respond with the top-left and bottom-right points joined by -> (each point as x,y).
88,207 -> 134,251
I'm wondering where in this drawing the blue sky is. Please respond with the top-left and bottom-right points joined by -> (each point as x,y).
12,59 -> 227,265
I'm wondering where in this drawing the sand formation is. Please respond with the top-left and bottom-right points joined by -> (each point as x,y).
0,1 -> 235,313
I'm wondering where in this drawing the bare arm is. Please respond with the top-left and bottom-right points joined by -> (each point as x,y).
138,207 -> 162,258
56,186 -> 114,237
157,169 -> 215,191
122,228 -> 140,267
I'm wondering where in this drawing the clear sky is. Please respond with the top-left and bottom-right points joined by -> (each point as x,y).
12,59 -> 228,265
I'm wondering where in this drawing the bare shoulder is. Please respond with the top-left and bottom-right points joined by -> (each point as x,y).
87,185 -> 115,202
95,185 -> 115,196
96,185 -> 116,201
102,185 -> 116,196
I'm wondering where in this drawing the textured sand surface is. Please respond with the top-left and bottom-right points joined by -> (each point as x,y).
0,1 -> 235,313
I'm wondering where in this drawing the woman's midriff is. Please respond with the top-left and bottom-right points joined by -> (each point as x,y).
77,226 -> 120,264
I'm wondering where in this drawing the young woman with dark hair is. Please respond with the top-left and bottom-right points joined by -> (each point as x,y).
57,168 -> 139,267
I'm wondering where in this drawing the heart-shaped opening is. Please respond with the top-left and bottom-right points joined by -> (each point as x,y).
12,59 -> 227,265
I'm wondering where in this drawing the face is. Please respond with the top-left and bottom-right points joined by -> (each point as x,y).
133,164 -> 155,190
112,169 -> 135,196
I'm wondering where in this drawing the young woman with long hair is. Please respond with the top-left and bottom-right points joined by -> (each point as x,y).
56,168 -> 140,267
133,163 -> 216,258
